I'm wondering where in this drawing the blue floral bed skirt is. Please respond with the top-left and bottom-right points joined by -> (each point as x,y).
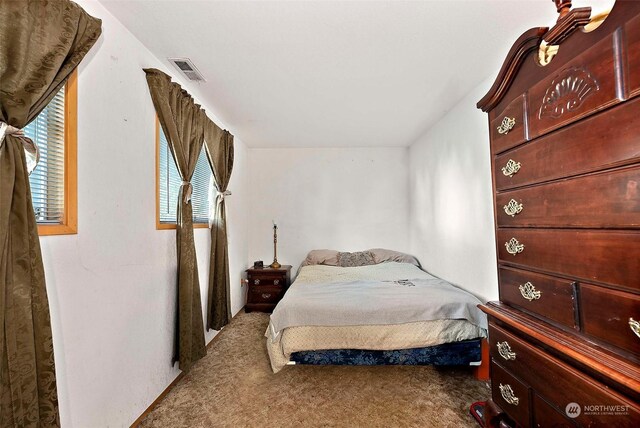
290,339 -> 482,366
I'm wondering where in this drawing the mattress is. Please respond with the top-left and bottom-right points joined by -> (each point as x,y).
266,262 -> 487,373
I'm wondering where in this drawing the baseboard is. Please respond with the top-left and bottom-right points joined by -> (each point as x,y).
129,320 -> 232,427
129,372 -> 184,427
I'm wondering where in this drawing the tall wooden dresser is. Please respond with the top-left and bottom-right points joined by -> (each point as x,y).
477,1 -> 640,426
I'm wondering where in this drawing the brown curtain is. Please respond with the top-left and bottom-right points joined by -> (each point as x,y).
0,1 -> 101,425
144,69 -> 207,372
203,120 -> 234,331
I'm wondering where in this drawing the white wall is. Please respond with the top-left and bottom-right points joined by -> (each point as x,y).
248,148 -> 410,272
408,79 -> 498,302
39,1 -> 249,426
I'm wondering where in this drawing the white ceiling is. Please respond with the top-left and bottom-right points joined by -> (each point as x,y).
99,0 -> 611,148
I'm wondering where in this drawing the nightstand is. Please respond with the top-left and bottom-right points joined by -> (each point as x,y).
245,265 -> 292,313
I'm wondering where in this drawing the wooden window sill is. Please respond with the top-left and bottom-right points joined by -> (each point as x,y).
156,222 -> 209,230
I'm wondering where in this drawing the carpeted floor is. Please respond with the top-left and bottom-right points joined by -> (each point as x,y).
140,312 -> 489,428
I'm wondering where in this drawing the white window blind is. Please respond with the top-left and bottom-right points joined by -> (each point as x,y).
158,126 -> 212,224
24,87 -> 65,224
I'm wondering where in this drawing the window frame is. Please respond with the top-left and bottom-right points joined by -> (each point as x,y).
37,69 -> 78,236
155,116 -> 209,230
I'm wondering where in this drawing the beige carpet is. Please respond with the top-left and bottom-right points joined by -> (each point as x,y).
140,312 -> 489,428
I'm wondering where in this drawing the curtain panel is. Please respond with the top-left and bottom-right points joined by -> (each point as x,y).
0,1 -> 101,425
144,69 -> 207,372
203,120 -> 234,331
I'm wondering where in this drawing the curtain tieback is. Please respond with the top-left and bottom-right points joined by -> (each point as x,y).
181,181 -> 193,204
216,190 -> 232,204
0,121 -> 25,149
0,121 -> 40,173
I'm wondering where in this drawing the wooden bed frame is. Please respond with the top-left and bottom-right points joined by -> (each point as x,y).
474,338 -> 490,381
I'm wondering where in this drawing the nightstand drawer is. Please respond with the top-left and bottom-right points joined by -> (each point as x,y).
250,277 -> 285,287
248,286 -> 283,304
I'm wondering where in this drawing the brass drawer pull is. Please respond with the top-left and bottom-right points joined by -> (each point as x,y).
497,341 -> 516,361
497,117 -> 516,134
519,282 -> 541,301
254,279 -> 260,285
261,293 -> 272,300
501,159 -> 521,177
499,383 -> 519,406
274,279 -> 280,285
629,318 -> 640,339
503,199 -> 523,217
505,238 -> 524,255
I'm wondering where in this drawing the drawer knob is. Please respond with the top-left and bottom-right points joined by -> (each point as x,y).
501,159 -> 521,178
499,383 -> 519,406
274,279 -> 280,285
505,238 -> 525,256
497,341 -> 517,361
497,116 -> 516,135
261,293 -> 272,299
519,281 -> 541,301
254,279 -> 260,285
503,199 -> 524,217
629,318 -> 640,339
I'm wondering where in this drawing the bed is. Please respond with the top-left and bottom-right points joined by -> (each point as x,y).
265,249 -> 488,373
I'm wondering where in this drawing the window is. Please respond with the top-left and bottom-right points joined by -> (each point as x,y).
156,118 -> 212,229
24,70 -> 77,235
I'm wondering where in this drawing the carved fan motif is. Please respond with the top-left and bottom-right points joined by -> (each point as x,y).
539,66 -> 599,119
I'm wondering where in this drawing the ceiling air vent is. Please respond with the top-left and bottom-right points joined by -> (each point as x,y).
168,57 -> 206,82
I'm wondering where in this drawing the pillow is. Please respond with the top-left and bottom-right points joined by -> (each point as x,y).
367,248 -> 421,267
300,249 -> 339,267
300,248 -> 420,268
336,251 -> 376,267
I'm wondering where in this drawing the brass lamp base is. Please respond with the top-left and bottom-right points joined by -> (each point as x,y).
271,222 -> 281,269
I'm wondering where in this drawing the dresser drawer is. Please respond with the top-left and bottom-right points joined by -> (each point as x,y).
496,166 -> 640,228
580,284 -> 640,358
490,323 -> 539,377
628,14 -> 640,98
499,267 -> 575,329
494,95 -> 640,191
489,324 -> 640,427
247,285 -> 284,304
490,94 -> 527,154
497,229 -> 640,291
532,394 -> 576,428
491,362 -> 530,427
527,34 -> 618,139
